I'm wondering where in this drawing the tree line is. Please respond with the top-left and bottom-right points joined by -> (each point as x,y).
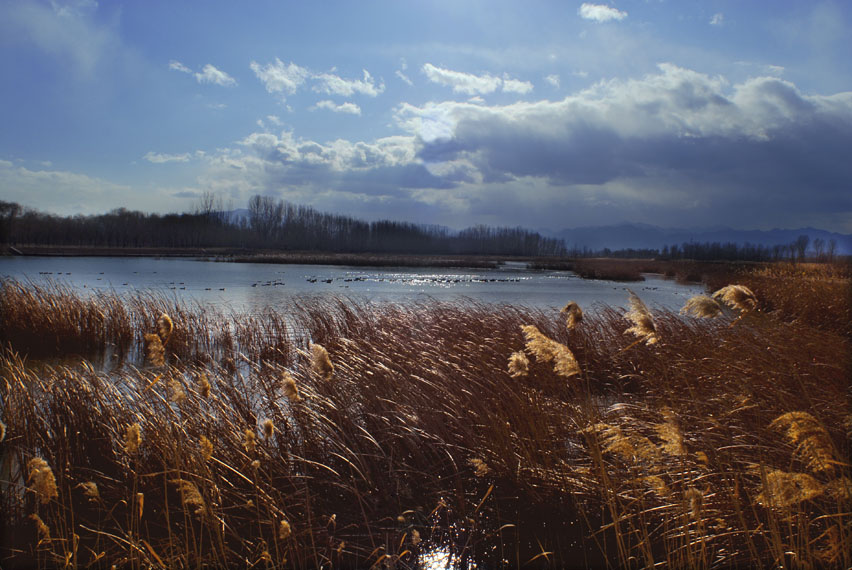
0,196 -> 566,257
1,196 -> 840,261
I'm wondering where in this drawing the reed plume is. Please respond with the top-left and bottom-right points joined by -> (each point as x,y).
638,475 -> 670,498
310,343 -> 334,380
136,492 -> 144,519
244,428 -> 257,454
200,435 -> 213,461
624,290 -> 659,345
27,457 -> 59,504
156,313 -> 174,343
125,423 -> 141,455
170,479 -> 205,515
468,458 -> 491,477
262,418 -> 274,440
756,469 -> 823,508
824,477 -> 852,503
560,301 -> 583,329
281,370 -> 300,402
712,285 -> 758,313
144,333 -> 165,367
770,411 -> 836,473
279,519 -> 292,540
197,372 -> 211,398
593,423 -> 660,462
521,325 -> 580,378
684,487 -> 704,520
167,376 -> 186,404
78,481 -> 100,502
30,513 -> 51,541
655,409 -> 686,457
680,295 -> 723,318
507,350 -> 529,378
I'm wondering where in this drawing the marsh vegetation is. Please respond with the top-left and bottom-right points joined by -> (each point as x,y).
0,261 -> 849,568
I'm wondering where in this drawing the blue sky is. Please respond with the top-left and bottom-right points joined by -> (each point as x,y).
1,0 -> 851,233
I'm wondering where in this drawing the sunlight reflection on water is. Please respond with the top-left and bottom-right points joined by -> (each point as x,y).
418,544 -> 477,570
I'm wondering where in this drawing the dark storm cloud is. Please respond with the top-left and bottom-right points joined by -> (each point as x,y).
396,64 -> 852,229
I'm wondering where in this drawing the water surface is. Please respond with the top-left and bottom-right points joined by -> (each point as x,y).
0,257 -> 705,312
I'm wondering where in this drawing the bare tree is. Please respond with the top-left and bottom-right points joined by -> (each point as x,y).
812,237 -> 825,262
248,195 -> 284,241
0,200 -> 21,246
827,239 -> 838,263
793,234 -> 810,263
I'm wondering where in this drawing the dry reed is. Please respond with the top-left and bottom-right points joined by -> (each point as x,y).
27,457 -> 59,504
680,294 -> 723,318
507,350 -> 529,378
711,284 -> 758,313
624,289 -> 659,345
521,324 -> 581,377
0,272 -> 848,569
560,301 -> 583,329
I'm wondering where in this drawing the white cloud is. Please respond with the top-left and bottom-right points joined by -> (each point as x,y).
251,59 -> 383,100
195,64 -> 237,87
250,59 -> 310,98
396,70 -> 414,86
502,74 -> 534,94
0,161 -> 141,215
0,0 -> 118,77
578,3 -> 627,23
169,60 -> 192,74
313,69 -> 384,97
421,63 -> 502,95
144,151 -> 191,163
545,74 -> 561,88
710,13 -> 724,26
312,100 -> 362,115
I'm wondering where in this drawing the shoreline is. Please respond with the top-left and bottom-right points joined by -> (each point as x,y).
2,245 -> 525,269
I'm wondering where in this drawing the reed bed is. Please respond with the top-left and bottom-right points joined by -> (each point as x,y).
0,267 -> 849,569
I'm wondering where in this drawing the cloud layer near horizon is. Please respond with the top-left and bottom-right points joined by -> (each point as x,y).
177,64 -> 852,231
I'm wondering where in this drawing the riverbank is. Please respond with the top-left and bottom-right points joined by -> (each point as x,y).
4,245 -> 506,268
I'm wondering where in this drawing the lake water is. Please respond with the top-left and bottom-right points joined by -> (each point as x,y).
0,256 -> 705,313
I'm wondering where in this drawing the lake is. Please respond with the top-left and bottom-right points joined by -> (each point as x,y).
0,256 -> 705,313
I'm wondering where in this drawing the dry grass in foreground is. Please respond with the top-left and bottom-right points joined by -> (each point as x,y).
0,269 -> 850,568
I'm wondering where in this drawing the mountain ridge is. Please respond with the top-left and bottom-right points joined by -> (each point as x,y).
549,223 -> 852,255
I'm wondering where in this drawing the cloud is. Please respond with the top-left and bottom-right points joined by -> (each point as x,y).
710,13 -> 724,26
0,161 -> 140,215
251,59 -> 383,101
312,69 -> 384,97
250,59 -> 310,98
0,0 -> 118,77
422,63 -> 502,95
420,64 -> 535,97
144,151 -> 191,163
396,70 -> 414,86
169,60 -> 192,74
545,74 -> 561,88
393,63 -> 852,230
578,3 -> 628,23
312,100 -> 362,115
195,64 -> 237,86
502,75 -> 534,94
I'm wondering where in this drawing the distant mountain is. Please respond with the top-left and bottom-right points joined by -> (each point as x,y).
553,223 -> 852,255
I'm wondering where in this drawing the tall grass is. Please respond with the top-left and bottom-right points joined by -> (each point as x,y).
0,266 -> 849,568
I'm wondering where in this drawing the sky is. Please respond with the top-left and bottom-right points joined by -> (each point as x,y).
1,0 -> 851,233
